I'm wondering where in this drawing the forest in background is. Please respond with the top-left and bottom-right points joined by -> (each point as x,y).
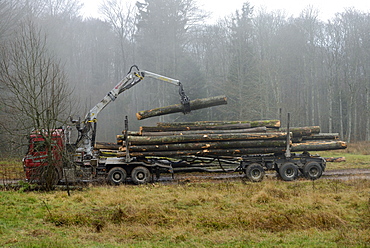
1,0 -> 370,155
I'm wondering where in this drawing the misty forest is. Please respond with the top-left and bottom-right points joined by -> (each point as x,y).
1,0 -> 370,155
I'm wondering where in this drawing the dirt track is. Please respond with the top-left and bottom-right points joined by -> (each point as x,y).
2,168 -> 370,186
165,168 -> 370,183
321,168 -> 370,180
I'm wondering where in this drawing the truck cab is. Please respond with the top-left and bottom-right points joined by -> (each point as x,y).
23,129 -> 64,183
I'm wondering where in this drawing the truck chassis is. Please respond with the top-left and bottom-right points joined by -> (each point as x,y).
236,152 -> 326,182
64,151 -> 325,185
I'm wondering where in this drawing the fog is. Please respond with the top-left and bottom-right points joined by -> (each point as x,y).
1,0 -> 370,152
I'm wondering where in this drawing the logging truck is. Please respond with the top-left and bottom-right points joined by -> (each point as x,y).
23,65 -> 341,185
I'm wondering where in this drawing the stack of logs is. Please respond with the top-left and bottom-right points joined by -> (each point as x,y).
95,119 -> 347,158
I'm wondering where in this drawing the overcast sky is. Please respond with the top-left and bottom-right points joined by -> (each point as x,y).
81,0 -> 370,22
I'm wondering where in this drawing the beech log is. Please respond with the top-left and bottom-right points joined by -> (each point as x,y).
302,133 -> 339,140
95,142 -> 121,150
136,95 -> 227,120
140,126 -> 267,136
127,139 -> 288,152
119,147 -> 285,157
127,132 -> 288,145
324,157 -> 346,162
140,120 -> 279,132
291,141 -> 347,151
140,123 -> 252,132
279,126 -> 320,136
156,119 -> 281,128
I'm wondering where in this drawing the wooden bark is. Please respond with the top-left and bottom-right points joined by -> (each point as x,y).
156,120 -> 281,128
118,141 -> 346,157
136,95 -> 227,120
291,141 -> 347,152
95,142 -> 121,150
127,132 -> 288,145
119,147 -> 285,157
99,149 -> 121,157
140,120 -> 279,132
122,131 -> 141,136
302,133 -> 339,140
127,139 -> 288,152
279,126 -> 320,136
139,126 -> 267,136
140,123 -> 252,132
324,157 -> 346,162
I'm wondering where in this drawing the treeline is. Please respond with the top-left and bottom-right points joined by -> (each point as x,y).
0,0 -> 369,151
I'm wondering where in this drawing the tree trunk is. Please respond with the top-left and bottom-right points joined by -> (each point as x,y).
324,157 -> 346,162
120,147 -> 285,157
140,126 -> 267,136
279,126 -> 320,136
95,142 -> 121,150
140,120 -> 280,132
136,95 -> 228,120
302,133 -> 339,140
118,140 -> 346,157
126,132 -> 288,145
291,141 -> 347,151
156,119 -> 280,128
126,139 -> 288,152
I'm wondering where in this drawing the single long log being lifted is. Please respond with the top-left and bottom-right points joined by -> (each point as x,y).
126,139 -> 288,152
127,132 -> 289,145
136,95 -> 227,120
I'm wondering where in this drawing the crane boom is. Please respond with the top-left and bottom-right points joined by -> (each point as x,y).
75,65 -> 190,157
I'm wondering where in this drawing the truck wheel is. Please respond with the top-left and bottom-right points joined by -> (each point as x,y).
107,167 -> 127,185
303,162 -> 323,180
279,162 -> 298,181
131,166 -> 151,185
245,163 -> 265,182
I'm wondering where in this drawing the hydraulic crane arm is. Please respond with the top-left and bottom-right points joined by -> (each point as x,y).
76,65 -> 190,157
86,65 -> 190,123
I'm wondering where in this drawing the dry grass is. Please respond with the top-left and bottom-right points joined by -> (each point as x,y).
1,178 -> 370,247
0,158 -> 24,181
320,142 -> 370,170
0,142 -> 370,246
345,141 -> 370,155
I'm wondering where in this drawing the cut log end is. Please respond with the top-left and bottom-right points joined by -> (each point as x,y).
136,112 -> 143,120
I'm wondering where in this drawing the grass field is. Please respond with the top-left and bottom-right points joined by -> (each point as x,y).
0,143 -> 369,247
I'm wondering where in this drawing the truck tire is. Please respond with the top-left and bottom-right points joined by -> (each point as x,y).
107,167 -> 127,185
245,163 -> 265,182
131,166 -> 151,185
303,162 -> 323,180
279,162 -> 298,181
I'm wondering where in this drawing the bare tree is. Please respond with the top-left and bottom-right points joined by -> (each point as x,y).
0,1 -> 25,41
0,20 -> 74,189
100,0 -> 136,68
